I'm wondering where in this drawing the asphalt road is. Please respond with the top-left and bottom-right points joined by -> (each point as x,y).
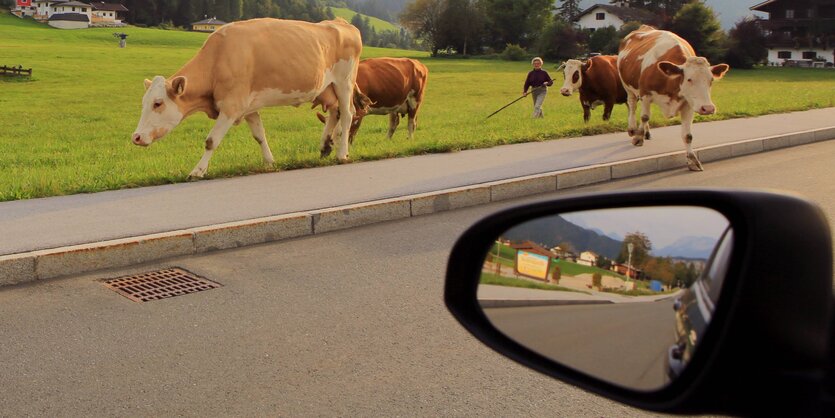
0,140 -> 832,416
484,300 -> 676,391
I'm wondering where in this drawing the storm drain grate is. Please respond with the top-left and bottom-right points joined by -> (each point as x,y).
102,267 -> 221,302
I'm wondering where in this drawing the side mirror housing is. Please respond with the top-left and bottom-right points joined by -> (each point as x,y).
445,190 -> 833,416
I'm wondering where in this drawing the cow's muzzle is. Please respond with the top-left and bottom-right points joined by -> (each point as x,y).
560,88 -> 572,96
697,105 -> 716,115
132,133 -> 149,147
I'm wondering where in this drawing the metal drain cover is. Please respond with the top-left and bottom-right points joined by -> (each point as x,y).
102,267 -> 221,302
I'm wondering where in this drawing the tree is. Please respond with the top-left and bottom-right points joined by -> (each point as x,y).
725,17 -> 767,69
557,0 -> 581,22
616,231 -> 652,268
588,25 -> 617,54
669,1 -> 727,63
479,0 -> 553,50
604,21 -> 643,54
400,0 -> 446,56
437,0 -> 485,55
535,18 -> 586,60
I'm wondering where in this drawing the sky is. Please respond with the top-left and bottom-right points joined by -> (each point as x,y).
561,206 -> 730,249
577,1 -> 768,29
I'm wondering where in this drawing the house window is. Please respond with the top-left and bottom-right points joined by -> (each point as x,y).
777,51 -> 792,59
802,51 -> 816,59
596,12 -> 605,20
785,9 -> 794,18
71,6 -> 75,11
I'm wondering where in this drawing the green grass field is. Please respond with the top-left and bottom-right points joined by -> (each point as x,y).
1,11 -> 834,201
329,7 -> 398,32
479,272 -> 587,293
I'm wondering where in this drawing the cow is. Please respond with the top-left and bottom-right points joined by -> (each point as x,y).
617,25 -> 729,171
131,18 -> 366,178
558,55 -> 627,123
316,57 -> 428,144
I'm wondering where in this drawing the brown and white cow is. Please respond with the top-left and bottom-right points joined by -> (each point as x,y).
617,25 -> 729,171
317,57 -> 428,143
132,18 -> 364,178
558,55 -> 627,123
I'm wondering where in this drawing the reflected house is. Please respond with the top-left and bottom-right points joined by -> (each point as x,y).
611,262 -> 643,280
577,251 -> 599,267
510,241 -> 554,258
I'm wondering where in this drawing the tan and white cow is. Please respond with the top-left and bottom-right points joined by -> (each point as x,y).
617,25 -> 729,171
317,57 -> 428,143
132,18 -> 364,178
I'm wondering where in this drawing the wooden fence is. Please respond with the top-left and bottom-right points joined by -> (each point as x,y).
1,65 -> 33,77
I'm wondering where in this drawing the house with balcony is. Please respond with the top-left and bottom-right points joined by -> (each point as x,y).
750,0 -> 835,66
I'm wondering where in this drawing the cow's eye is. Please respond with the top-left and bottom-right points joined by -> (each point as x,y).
687,78 -> 692,82
153,101 -> 163,109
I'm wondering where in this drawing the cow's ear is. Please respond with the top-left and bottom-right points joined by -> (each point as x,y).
144,79 -> 152,90
170,76 -> 187,97
657,61 -> 683,77
582,59 -> 593,72
711,63 -> 730,79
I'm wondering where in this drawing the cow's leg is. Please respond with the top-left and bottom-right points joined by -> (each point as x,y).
633,95 -> 652,146
334,83 -> 354,162
602,102 -> 614,121
407,111 -> 417,139
582,104 -> 591,123
680,105 -> 703,171
189,113 -> 236,179
387,113 -> 400,139
626,93 -> 638,139
319,110 -> 339,158
245,112 -> 274,165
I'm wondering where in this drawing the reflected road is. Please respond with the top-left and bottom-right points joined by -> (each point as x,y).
484,298 -> 676,390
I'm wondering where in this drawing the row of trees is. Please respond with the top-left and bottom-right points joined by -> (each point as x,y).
400,0 -> 768,69
613,231 -> 700,289
119,0 -> 331,28
349,13 -> 416,49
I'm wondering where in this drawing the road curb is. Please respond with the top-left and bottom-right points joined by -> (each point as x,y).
480,299 -> 614,308
1,127 -> 833,287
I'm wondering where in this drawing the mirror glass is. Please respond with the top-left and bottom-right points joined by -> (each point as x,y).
478,206 -> 732,391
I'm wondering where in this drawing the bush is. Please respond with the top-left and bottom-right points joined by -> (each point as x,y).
592,272 -> 602,289
501,43 -> 528,61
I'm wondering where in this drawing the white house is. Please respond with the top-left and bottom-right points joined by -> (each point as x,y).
89,2 -> 128,26
574,3 -> 656,31
577,251 -> 600,267
48,12 -> 89,29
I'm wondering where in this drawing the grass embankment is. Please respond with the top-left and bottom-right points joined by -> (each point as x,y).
1,11 -> 834,201
480,273 -> 589,294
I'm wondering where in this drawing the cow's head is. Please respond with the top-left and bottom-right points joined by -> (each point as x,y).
132,75 -> 187,146
657,57 -> 729,115
559,59 -> 590,97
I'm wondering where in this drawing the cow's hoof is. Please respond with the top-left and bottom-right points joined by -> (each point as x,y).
338,155 -> 351,164
187,170 -> 206,180
320,147 -> 332,158
644,131 -> 651,140
628,128 -> 636,136
631,136 -> 644,147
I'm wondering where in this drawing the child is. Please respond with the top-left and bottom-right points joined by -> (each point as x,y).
523,57 -> 553,118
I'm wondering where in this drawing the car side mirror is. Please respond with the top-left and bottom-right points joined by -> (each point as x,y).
445,190 -> 833,416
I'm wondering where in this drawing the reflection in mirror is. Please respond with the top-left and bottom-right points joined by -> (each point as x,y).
478,206 -> 732,391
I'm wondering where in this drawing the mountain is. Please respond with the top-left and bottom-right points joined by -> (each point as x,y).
501,215 -> 622,259
654,236 -> 718,259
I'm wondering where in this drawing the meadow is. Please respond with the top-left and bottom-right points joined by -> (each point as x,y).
1,11 -> 834,201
